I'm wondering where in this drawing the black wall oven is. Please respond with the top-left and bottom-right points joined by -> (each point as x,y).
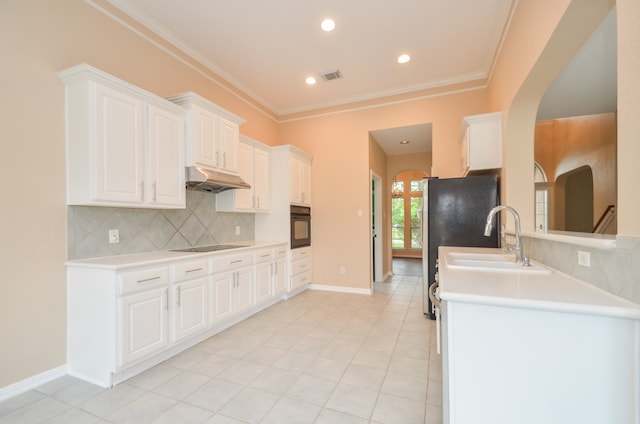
290,205 -> 311,249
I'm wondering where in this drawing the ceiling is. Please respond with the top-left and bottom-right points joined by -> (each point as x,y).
108,1 -> 615,157
109,0 -> 515,116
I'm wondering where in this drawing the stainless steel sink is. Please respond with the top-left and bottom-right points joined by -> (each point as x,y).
170,244 -> 248,253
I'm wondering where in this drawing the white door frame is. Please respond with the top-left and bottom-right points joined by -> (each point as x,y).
371,171 -> 384,283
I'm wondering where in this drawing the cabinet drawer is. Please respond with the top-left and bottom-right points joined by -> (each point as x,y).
119,266 -> 169,295
210,251 -> 254,273
254,249 -> 273,264
291,270 -> 311,289
171,259 -> 208,282
291,257 -> 312,276
274,246 -> 288,260
291,247 -> 311,261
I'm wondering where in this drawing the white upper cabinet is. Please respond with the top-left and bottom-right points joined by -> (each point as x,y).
167,92 -> 245,175
59,64 -> 186,208
216,136 -> 271,213
460,111 -> 502,175
290,152 -> 312,206
147,105 -> 187,207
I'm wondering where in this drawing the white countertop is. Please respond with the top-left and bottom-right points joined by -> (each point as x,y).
438,246 -> 640,320
65,240 -> 288,270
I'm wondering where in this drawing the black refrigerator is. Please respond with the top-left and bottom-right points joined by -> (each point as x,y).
422,175 -> 501,319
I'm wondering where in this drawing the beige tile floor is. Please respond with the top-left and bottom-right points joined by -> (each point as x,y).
0,274 -> 442,424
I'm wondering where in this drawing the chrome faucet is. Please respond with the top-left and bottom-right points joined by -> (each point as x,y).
484,205 -> 523,263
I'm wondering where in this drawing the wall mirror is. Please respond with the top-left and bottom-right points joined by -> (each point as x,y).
534,7 -> 617,235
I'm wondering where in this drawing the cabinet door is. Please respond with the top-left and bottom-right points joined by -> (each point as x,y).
235,142 -> 254,210
194,106 -> 218,168
255,262 -> 272,304
299,158 -> 311,205
94,83 -> 145,203
290,155 -> 302,204
273,257 -> 287,295
173,277 -> 208,342
120,287 -> 169,366
211,271 -> 234,323
254,147 -> 270,211
219,118 -> 239,173
147,105 -> 185,207
235,267 -> 254,313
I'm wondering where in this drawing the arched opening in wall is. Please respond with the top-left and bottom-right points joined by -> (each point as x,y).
534,162 -> 551,232
391,170 -> 428,259
554,166 -> 594,232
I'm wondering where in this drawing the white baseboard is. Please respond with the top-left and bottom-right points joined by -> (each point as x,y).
0,365 -> 68,402
308,284 -> 372,295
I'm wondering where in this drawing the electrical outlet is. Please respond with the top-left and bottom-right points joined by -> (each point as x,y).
578,250 -> 591,267
108,229 -> 119,244
339,266 -> 346,275
235,225 -> 240,235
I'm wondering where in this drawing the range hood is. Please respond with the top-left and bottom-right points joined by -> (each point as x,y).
185,166 -> 251,193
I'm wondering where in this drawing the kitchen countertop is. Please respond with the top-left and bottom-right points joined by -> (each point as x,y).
65,240 -> 288,270
438,246 -> 640,320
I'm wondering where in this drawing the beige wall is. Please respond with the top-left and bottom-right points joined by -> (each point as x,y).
2,0 -> 639,391
0,0 -> 277,388
279,90 -> 487,290
617,0 -> 640,237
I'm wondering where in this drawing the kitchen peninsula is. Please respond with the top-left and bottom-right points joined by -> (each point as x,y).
437,246 -> 640,424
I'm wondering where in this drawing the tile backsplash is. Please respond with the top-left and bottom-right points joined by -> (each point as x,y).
523,235 -> 640,304
68,190 -> 255,259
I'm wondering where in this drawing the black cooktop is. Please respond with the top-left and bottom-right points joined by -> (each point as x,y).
170,244 -> 248,253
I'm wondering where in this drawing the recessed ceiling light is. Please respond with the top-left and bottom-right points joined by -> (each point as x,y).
306,76 -> 317,85
397,54 -> 411,64
321,18 -> 335,32
400,140 -> 410,144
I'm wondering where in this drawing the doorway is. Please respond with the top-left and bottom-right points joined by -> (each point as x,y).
391,170 -> 427,258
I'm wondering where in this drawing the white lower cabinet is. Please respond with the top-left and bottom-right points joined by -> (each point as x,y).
119,287 -> 169,366
67,243 -> 288,387
171,259 -> 208,342
210,267 -> 253,322
210,251 -> 255,323
290,246 -> 312,291
172,277 -> 208,342
255,249 -> 274,304
273,247 -> 288,296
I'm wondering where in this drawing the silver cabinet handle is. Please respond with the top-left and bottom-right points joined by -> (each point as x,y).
137,276 -> 161,284
186,267 -> 203,273
140,181 -> 145,201
152,183 -> 157,202
165,289 -> 168,310
177,286 -> 181,307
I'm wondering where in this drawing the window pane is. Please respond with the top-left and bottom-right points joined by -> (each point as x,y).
411,227 -> 422,249
410,179 -> 424,192
391,198 -> 404,248
410,197 -> 423,248
410,198 -> 423,226
392,228 -> 404,248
